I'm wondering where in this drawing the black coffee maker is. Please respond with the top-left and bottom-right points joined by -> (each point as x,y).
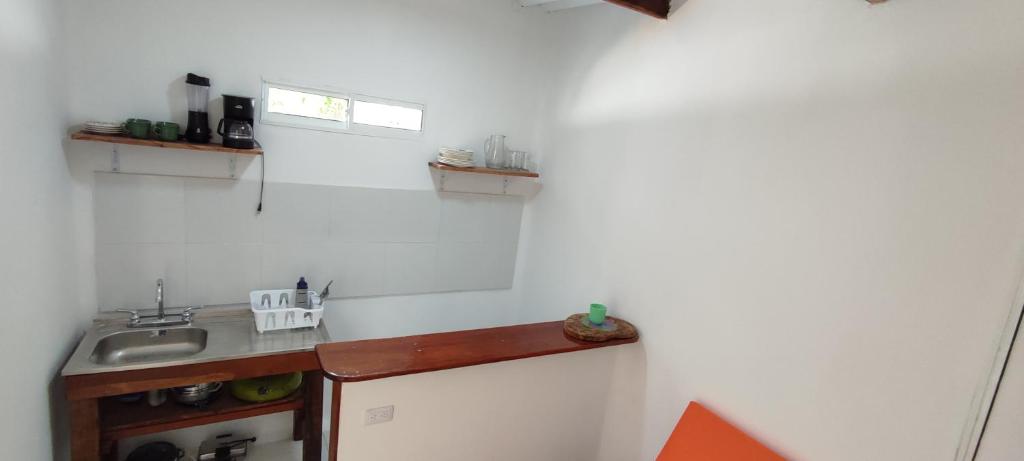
217,95 -> 256,149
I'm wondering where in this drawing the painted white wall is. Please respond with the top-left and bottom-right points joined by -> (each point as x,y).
61,0 -> 549,317
0,0 -> 90,458
516,0 -> 1024,459
335,344 -> 644,461
59,0 -> 550,456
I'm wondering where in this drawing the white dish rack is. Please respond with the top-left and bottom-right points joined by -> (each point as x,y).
249,289 -> 325,333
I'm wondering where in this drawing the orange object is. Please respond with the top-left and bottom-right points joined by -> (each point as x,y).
657,401 -> 786,461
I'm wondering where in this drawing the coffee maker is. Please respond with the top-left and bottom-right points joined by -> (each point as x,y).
185,73 -> 212,144
217,95 -> 256,149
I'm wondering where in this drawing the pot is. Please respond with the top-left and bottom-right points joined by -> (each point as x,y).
126,441 -> 183,461
171,381 -> 222,406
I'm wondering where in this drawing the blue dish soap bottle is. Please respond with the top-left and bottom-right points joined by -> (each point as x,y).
295,277 -> 309,309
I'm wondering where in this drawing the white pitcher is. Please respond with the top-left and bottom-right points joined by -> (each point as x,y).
484,134 -> 507,169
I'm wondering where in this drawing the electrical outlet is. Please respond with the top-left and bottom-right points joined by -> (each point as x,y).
365,405 -> 395,425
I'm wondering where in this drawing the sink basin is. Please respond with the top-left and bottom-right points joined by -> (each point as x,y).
89,328 -> 208,365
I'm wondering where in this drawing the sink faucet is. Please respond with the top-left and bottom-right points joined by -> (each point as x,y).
155,278 -> 165,320
116,279 -> 201,328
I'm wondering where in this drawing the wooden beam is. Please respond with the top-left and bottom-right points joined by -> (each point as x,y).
603,0 -> 670,19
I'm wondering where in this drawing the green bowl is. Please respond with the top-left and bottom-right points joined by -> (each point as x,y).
230,372 -> 303,403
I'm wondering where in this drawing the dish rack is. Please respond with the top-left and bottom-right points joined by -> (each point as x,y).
249,289 -> 325,333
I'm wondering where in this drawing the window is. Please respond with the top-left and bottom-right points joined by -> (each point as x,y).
353,99 -> 423,131
267,87 -> 348,123
261,80 -> 424,139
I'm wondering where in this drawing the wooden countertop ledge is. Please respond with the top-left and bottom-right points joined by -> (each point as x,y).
315,321 -> 639,382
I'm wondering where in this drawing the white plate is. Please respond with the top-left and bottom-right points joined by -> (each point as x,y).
85,122 -> 123,129
438,159 -> 475,167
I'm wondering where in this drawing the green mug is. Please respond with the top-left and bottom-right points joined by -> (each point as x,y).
153,122 -> 180,142
125,118 -> 151,139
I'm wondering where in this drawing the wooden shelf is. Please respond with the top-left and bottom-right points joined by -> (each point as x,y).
71,131 -> 263,156
316,321 -> 638,383
428,161 -> 539,178
99,389 -> 302,440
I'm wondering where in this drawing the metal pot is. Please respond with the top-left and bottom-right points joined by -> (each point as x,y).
126,441 -> 183,461
171,382 -> 222,405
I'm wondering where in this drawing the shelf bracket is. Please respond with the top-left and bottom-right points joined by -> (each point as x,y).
439,171 -> 448,192
502,177 -> 510,195
228,155 -> 238,179
111,145 -> 120,172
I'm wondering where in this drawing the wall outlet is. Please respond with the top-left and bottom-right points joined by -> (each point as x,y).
365,405 -> 395,425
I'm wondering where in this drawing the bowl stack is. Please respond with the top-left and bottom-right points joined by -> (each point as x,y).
437,147 -> 474,167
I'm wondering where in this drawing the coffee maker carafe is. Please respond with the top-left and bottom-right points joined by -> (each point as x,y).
185,73 -> 212,144
217,95 -> 256,149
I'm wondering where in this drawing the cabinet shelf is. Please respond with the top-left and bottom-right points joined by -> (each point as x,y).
99,389 -> 302,440
428,161 -> 539,178
71,131 -> 263,156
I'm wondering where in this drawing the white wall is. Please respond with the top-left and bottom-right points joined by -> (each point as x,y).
59,1 -> 549,456
62,0 -> 548,319
517,1 -> 1024,459
336,344 -> 644,461
0,0 -> 90,458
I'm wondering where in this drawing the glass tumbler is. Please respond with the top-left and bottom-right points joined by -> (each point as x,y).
507,150 -> 528,170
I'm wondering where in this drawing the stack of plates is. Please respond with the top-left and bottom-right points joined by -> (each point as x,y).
437,147 -> 474,167
83,121 -> 125,135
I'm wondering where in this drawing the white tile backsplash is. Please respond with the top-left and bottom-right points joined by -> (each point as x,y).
329,187 -> 388,242
260,243 -> 334,293
93,173 -> 523,309
379,190 -> 442,243
185,244 -> 262,306
260,182 -> 331,243
439,193 -> 490,243
184,178 -> 262,244
328,243 -> 387,297
94,173 -> 185,244
384,243 -> 439,294
95,243 -> 186,309
438,242 -> 516,292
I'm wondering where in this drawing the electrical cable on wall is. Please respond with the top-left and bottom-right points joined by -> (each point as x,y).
256,142 -> 264,214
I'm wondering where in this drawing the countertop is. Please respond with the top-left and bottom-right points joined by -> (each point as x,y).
315,321 -> 638,382
62,308 -> 331,377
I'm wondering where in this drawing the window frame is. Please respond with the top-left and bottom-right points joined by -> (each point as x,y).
260,79 -> 425,140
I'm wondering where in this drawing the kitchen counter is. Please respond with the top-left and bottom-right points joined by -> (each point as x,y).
316,321 -> 638,382
62,307 -> 330,376
63,307 -> 329,461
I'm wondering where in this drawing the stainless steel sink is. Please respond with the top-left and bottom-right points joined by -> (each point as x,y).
89,328 -> 208,365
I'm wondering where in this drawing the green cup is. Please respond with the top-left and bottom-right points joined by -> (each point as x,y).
589,303 -> 607,325
125,118 -> 151,139
153,122 -> 180,142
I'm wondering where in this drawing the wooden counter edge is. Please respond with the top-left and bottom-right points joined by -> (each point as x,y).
64,350 -> 320,401
315,321 -> 639,383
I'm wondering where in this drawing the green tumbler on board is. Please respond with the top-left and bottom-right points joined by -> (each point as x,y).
589,303 -> 607,325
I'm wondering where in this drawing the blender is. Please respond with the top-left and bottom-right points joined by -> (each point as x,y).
185,73 -> 212,143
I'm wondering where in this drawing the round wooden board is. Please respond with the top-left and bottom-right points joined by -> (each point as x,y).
563,313 -> 638,342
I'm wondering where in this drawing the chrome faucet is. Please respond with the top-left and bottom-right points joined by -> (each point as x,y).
116,279 -> 201,328
155,278 -> 165,320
